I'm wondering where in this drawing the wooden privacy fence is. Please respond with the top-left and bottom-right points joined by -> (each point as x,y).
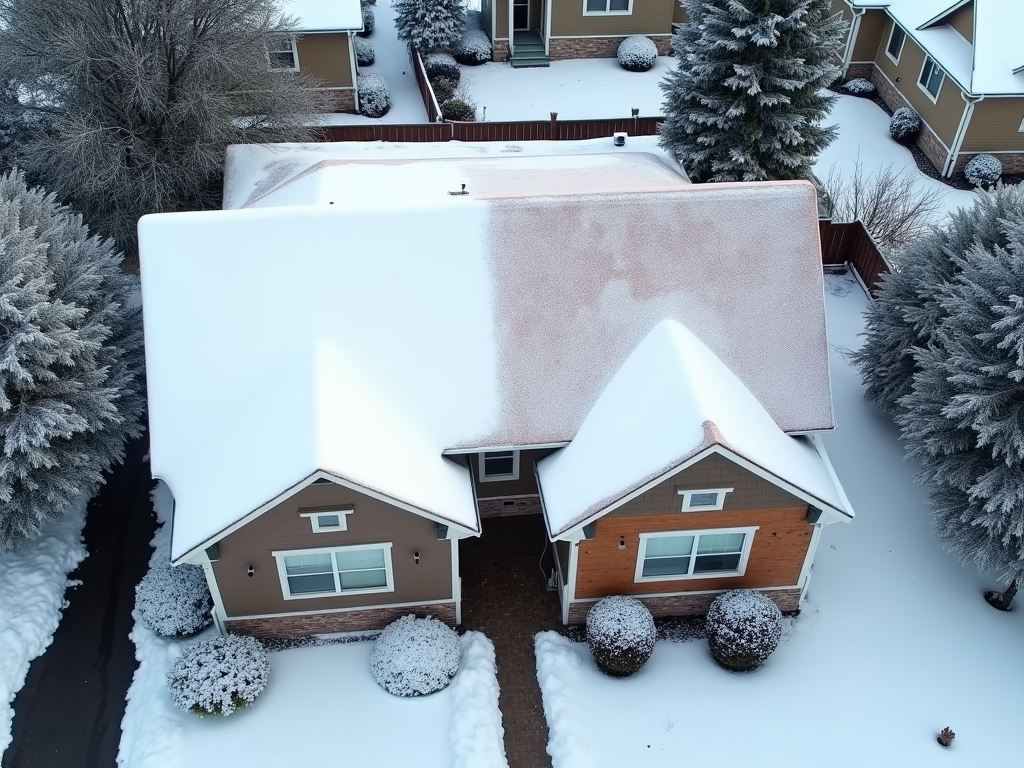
819,219 -> 891,296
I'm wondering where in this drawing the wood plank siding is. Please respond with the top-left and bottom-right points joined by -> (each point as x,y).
496,0 -> 509,40
550,0 -> 676,37
212,482 -> 452,619
961,98 -> 1024,153
851,9 -> 887,62
944,2 -> 974,43
296,33 -> 353,88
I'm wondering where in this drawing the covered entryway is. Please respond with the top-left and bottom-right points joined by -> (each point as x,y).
509,0 -> 549,66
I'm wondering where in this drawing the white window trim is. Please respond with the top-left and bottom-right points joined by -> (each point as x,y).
885,23 -> 906,64
1018,115 -> 1024,133
917,56 -> 944,103
299,507 -> 354,533
677,487 -> 734,512
582,0 -> 633,16
272,542 -> 394,600
635,527 -> 758,583
269,37 -> 300,72
478,450 -> 520,483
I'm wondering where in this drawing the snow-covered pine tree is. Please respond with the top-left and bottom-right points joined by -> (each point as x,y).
659,0 -> 846,182
0,171 -> 145,550
394,0 -> 466,54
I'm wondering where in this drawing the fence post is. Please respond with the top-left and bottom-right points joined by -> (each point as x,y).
550,112 -> 558,141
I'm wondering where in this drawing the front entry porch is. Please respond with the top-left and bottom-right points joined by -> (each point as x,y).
511,30 -> 550,68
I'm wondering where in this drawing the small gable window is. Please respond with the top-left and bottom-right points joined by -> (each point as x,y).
636,527 -> 757,582
918,56 -> 945,101
299,507 -> 354,533
886,24 -> 906,63
678,488 -> 733,512
268,38 -> 299,71
480,450 -> 520,482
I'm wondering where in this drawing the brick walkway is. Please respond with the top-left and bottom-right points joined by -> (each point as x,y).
460,514 -> 563,768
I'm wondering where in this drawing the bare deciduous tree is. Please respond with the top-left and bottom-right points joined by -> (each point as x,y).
822,157 -> 946,254
0,0 -> 333,257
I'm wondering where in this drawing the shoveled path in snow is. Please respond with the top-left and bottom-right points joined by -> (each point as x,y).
2,437 -> 155,768
460,514 -> 562,768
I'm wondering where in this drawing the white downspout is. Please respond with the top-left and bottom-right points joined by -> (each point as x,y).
944,92 -> 983,177
348,32 -> 360,113
450,537 -> 462,625
797,524 -> 824,603
508,0 -> 514,57
562,540 -> 579,625
842,6 -> 866,75
544,0 -> 553,56
193,550 -> 228,634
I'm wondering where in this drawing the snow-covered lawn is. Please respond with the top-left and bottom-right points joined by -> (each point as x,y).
119,484 -> 507,768
814,93 -> 977,220
461,56 -> 676,122
0,498 -> 88,754
536,272 -> 1024,768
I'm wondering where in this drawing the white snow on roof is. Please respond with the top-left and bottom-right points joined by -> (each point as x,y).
537,321 -> 853,537
279,0 -> 362,31
141,142 -> 833,560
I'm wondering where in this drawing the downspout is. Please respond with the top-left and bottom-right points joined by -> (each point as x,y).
944,92 -> 984,177
508,0 -> 514,58
348,31 -> 360,113
544,0 -> 553,56
842,6 -> 865,76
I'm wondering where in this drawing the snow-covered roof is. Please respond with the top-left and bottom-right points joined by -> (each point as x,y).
278,0 -> 363,32
537,321 -> 854,538
850,0 -> 1024,94
141,141 -> 834,561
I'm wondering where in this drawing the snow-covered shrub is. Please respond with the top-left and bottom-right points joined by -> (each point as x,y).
370,615 -> 461,697
430,75 -> 457,102
705,590 -> 782,671
617,35 -> 658,73
135,563 -> 212,638
358,73 -> 391,118
167,634 -> 270,716
964,154 -> 1002,187
424,52 -> 460,81
355,38 -> 375,67
453,28 -> 492,65
358,6 -> 374,37
585,596 -> 656,677
441,98 -> 475,121
841,77 -> 876,96
889,107 -> 922,144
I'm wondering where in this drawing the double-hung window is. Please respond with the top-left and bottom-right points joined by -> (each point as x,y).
269,38 -> 299,71
918,56 -> 945,101
273,543 -> 394,599
584,0 -> 631,15
885,24 -> 906,63
479,450 -> 519,482
635,528 -> 757,582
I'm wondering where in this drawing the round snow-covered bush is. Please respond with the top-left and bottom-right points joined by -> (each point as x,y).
441,98 -> 475,121
616,35 -> 658,73
889,107 -> 922,144
586,596 -> 656,677
465,9 -> 487,31
841,77 -> 876,97
424,52 -> 460,81
706,590 -> 782,672
136,563 -> 213,638
167,634 -> 270,716
370,615 -> 461,697
431,75 -> 458,102
358,73 -> 391,118
355,38 -> 375,67
357,6 -> 374,37
964,154 -> 1002,187
453,28 -> 492,65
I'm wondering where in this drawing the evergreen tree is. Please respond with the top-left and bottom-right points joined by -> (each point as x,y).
660,0 -> 846,182
394,0 -> 466,53
0,171 -> 145,550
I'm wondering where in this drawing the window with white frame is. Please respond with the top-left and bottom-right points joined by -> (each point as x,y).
918,56 -> 945,100
479,450 -> 519,482
885,24 -> 906,63
299,507 -> 354,533
1018,115 -> 1024,132
268,38 -> 299,70
584,0 -> 631,14
677,487 -> 733,512
635,528 -> 757,582
273,543 -> 393,599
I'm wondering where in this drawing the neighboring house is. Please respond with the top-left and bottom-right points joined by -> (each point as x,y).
138,139 -> 854,639
832,0 -> 1024,176
275,0 -> 364,112
481,0 -> 689,66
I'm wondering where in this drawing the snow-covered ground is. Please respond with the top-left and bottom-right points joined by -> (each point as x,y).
119,484 -> 507,768
0,497 -> 88,754
461,56 -> 675,122
814,93 -> 977,220
536,271 -> 1024,768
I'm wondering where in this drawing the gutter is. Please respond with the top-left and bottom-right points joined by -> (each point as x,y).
944,92 -> 984,177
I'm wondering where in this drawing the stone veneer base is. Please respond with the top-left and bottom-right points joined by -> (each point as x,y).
565,587 -> 802,624
548,35 -> 672,61
478,496 -> 543,518
226,601 -> 457,638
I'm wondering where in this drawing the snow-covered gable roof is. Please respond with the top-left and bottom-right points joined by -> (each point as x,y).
537,321 -> 854,538
851,0 -> 1024,94
279,0 -> 363,32
140,141 -> 834,561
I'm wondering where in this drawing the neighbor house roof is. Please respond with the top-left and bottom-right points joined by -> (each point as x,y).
537,321 -> 854,538
140,139 -> 834,562
849,0 -> 1024,95
279,0 -> 363,32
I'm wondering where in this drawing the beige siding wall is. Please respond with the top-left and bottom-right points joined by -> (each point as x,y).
961,98 -> 1024,153
551,0 -> 675,37
672,4 -> 689,25
482,0 -> 494,36
831,0 -> 853,46
852,9 -> 886,61
212,483 -> 453,619
946,2 -> 974,42
296,33 -> 353,88
496,0 -> 509,39
874,19 -> 965,146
